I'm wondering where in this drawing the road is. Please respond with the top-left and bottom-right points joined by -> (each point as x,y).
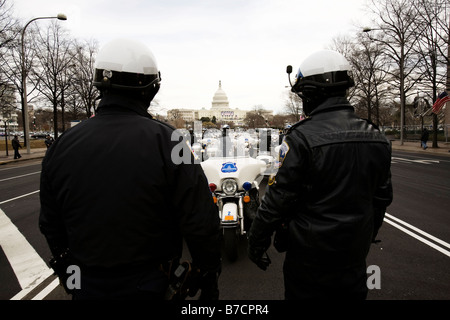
0,150 -> 449,300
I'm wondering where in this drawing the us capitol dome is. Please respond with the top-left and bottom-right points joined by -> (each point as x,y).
167,81 -> 272,126
211,81 -> 229,109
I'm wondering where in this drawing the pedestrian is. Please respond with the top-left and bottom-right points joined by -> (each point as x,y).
421,128 -> 429,150
12,135 -> 22,159
44,135 -> 54,148
39,38 -> 221,300
247,50 -> 393,300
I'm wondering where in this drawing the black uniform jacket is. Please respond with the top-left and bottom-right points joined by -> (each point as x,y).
39,94 -> 221,272
248,97 -> 393,268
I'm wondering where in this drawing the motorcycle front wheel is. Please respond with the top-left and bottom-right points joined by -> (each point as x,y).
223,228 -> 239,262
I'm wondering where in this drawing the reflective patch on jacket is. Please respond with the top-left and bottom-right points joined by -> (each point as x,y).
279,141 -> 290,167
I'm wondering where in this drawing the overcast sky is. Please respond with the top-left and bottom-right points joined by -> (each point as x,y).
11,0 -> 372,115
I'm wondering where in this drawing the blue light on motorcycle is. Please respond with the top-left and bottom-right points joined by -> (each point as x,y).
243,182 -> 252,191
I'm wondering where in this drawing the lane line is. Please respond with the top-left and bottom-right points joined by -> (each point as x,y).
0,171 -> 40,182
0,208 -> 53,300
31,278 -> 60,300
0,190 -> 40,205
0,162 -> 41,172
384,215 -> 450,258
385,213 -> 450,250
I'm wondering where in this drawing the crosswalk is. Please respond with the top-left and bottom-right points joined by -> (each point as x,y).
0,207 -> 54,300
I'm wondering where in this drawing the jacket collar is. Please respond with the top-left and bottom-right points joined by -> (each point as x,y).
309,97 -> 354,116
96,93 -> 153,119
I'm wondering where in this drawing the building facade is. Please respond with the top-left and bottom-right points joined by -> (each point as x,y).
167,81 -> 271,127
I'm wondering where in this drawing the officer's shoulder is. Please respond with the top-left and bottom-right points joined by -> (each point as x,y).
286,117 -> 312,134
361,117 -> 381,131
148,116 -> 176,132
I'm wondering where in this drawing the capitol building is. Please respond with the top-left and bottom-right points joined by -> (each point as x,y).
167,81 -> 272,127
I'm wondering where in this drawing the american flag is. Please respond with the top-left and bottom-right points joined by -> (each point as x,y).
432,91 -> 450,114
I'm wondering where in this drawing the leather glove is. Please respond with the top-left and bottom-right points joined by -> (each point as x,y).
248,246 -> 271,271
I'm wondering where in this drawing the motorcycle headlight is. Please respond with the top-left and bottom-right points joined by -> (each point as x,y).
221,179 -> 238,195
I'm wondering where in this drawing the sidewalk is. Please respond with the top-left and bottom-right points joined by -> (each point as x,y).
390,140 -> 450,156
1,140 -> 449,166
0,148 -> 48,165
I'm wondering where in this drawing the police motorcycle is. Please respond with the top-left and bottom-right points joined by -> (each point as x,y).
201,126 -> 268,261
255,128 -> 279,176
198,129 -> 221,161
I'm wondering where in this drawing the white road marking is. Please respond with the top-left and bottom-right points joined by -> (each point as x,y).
0,171 -> 41,182
384,213 -> 450,257
385,213 -> 450,250
31,278 -> 60,300
0,162 -> 41,172
391,157 -> 440,165
0,208 -> 53,300
0,190 -> 40,205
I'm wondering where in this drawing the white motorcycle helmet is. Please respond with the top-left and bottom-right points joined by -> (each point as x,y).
94,38 -> 161,100
291,50 -> 354,115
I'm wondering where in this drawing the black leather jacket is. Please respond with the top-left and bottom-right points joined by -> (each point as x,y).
39,94 -> 221,273
248,97 -> 393,267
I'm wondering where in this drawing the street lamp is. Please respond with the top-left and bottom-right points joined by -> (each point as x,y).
21,14 -> 67,154
363,26 -> 406,146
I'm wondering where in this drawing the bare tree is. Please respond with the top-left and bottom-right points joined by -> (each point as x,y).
0,1 -> 31,141
0,0 -> 16,87
271,114 -> 292,129
32,22 -> 74,138
283,91 -> 303,122
350,33 -> 392,125
0,0 -> 17,53
244,105 -> 268,128
71,39 -> 98,118
1,24 -> 43,147
366,0 -> 424,143
412,0 -> 449,147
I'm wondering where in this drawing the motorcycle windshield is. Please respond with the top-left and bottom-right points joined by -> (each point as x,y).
202,130 -> 258,159
200,128 -> 278,188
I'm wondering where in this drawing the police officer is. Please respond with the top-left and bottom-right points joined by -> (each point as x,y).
248,50 -> 393,300
39,38 -> 221,300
